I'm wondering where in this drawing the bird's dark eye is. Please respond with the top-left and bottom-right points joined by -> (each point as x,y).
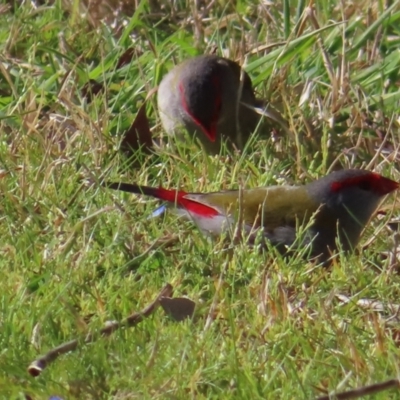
358,180 -> 372,191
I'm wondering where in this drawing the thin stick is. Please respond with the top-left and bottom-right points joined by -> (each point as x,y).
316,378 -> 399,400
28,283 -> 173,377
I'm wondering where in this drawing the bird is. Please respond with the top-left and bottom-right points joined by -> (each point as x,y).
101,169 -> 399,264
157,54 -> 261,154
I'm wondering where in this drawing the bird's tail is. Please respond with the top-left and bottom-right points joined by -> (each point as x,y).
101,181 -> 220,218
101,182 -> 187,204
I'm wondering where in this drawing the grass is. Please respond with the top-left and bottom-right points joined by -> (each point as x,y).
1,0 -> 400,398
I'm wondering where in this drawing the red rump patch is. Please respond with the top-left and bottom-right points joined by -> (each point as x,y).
331,172 -> 399,195
154,187 -> 219,218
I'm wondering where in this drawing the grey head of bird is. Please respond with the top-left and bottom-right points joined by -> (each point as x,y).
157,55 -> 260,154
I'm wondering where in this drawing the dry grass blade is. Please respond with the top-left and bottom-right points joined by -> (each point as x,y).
306,7 -> 338,113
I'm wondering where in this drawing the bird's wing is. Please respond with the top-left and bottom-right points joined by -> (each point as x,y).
185,186 -> 320,230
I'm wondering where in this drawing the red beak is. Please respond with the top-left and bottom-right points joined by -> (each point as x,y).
179,82 -> 221,143
199,122 -> 217,142
378,176 -> 400,195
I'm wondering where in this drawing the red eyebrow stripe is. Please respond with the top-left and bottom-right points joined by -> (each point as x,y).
331,173 -> 399,195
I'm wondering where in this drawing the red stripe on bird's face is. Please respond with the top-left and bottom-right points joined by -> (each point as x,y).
179,82 -> 220,143
154,187 -> 220,218
331,172 -> 399,196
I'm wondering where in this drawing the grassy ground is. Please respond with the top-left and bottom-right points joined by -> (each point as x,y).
1,0 -> 400,398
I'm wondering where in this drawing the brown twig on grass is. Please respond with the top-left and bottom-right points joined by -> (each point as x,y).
316,378 -> 400,400
27,283 -> 173,377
